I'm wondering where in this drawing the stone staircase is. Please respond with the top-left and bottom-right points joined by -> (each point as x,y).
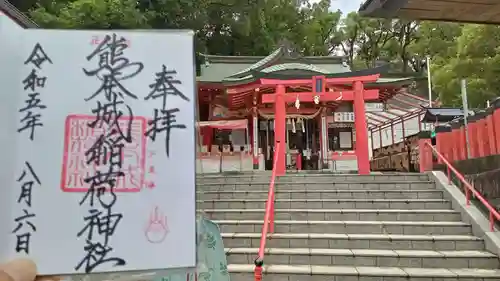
197,173 -> 500,281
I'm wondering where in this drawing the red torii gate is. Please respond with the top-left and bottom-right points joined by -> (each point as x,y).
259,74 -> 380,175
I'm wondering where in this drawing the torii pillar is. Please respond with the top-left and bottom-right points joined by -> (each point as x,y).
261,75 -> 379,175
353,81 -> 370,174
274,84 -> 286,175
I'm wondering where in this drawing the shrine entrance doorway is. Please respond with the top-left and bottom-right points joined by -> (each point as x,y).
260,75 -> 380,175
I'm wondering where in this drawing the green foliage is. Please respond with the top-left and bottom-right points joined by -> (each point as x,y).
18,0 -> 500,107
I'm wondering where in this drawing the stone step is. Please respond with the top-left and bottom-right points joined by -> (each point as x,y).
197,199 -> 451,210
226,248 -> 499,269
198,181 -> 435,191
213,220 -> 471,235
197,174 -> 429,184
221,233 -> 485,251
198,189 -> 443,200
203,209 -> 461,221
228,264 -> 500,281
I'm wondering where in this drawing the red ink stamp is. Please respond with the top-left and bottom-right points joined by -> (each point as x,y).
145,206 -> 169,243
60,114 -> 147,192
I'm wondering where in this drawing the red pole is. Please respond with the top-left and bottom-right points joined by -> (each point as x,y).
476,112 -> 487,157
275,85 -> 286,175
486,107 -> 497,155
458,120 -> 467,160
418,132 -> 432,172
353,81 -> 370,175
435,126 -> 445,164
450,121 -> 460,161
468,115 -> 479,158
493,98 -> 500,152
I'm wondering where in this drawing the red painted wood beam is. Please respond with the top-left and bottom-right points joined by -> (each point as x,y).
261,89 -> 379,103
259,74 -> 380,86
258,107 -> 318,114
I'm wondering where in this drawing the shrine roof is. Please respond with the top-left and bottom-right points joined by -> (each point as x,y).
0,0 -> 38,28
198,47 -> 349,84
421,107 -> 464,123
198,49 -> 415,87
358,0 -> 500,25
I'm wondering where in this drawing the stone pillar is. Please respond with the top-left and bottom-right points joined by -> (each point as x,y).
353,81 -> 370,175
274,85 -> 286,175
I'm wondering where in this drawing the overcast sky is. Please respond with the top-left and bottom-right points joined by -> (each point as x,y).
310,0 -> 365,14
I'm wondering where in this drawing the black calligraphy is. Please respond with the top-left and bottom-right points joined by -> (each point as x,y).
144,65 -> 188,157
13,162 -> 41,254
76,33 -> 143,273
18,43 -> 51,141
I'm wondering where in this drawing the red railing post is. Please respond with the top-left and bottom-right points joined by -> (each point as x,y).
269,192 -> 275,234
424,141 -> 500,231
254,142 -> 281,281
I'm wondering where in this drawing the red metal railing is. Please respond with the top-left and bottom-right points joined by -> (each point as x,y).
423,141 -> 500,230
254,142 -> 281,281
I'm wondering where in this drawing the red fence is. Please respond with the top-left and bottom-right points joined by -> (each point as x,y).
420,140 -> 500,231
432,103 -> 500,163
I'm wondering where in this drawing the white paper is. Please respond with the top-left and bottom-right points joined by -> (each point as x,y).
339,131 -> 353,148
0,29 -> 196,276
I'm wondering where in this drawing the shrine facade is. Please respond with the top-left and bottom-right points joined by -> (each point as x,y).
196,46 -> 414,174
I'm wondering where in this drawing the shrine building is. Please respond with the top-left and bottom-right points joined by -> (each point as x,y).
196,46 -> 418,175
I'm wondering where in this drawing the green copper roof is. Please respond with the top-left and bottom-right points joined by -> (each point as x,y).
260,63 -> 332,74
229,48 -> 284,78
198,47 -> 349,85
197,48 -> 414,87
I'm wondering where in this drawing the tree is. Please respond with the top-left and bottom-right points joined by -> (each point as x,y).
429,24 -> 500,108
332,12 -> 361,67
21,0 -> 500,108
30,0 -> 152,29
